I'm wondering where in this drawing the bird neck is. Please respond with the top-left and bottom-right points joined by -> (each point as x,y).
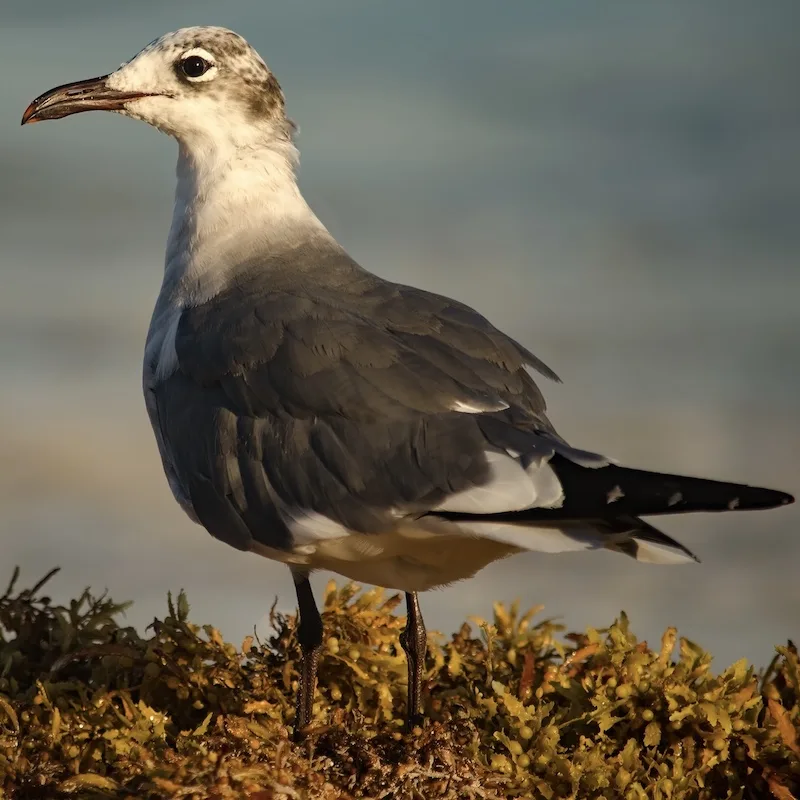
162,137 -> 329,307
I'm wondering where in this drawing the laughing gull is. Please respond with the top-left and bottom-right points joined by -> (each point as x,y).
22,26 -> 794,735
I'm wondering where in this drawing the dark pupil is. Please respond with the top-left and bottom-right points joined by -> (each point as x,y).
181,56 -> 210,78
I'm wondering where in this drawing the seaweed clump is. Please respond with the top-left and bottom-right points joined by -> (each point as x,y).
0,568 -> 798,799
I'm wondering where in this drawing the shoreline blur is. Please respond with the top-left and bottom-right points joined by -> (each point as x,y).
2,1 -> 798,667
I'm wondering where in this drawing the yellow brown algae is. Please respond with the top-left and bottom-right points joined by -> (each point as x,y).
0,568 -> 798,799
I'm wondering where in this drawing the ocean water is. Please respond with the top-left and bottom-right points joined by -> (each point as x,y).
1,1 -> 798,668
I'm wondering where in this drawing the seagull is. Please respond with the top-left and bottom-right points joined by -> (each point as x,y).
22,26 -> 794,736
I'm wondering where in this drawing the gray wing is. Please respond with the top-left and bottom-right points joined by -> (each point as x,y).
175,269 -> 559,423
151,262 -> 576,553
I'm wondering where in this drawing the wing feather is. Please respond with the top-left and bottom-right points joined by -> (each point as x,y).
152,257 -> 565,551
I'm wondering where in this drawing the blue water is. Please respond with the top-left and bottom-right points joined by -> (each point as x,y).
1,1 -> 798,667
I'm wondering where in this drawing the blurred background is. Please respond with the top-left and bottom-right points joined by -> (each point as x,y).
1,1 -> 798,667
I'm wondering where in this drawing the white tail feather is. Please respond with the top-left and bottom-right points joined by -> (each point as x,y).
452,520 -> 698,565
434,450 -> 565,514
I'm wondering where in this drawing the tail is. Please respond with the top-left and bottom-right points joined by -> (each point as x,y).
432,455 -> 794,565
436,455 -> 794,522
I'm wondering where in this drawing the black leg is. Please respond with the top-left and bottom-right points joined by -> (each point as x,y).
292,572 -> 323,739
399,591 -> 427,730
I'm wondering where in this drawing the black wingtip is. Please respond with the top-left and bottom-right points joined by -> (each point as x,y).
747,487 -> 795,510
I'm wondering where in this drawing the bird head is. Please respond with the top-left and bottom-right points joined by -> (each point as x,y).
21,26 -> 293,150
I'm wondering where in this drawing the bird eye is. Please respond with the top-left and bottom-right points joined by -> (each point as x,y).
180,55 -> 212,79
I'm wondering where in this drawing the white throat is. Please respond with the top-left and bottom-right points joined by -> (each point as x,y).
161,135 -> 328,310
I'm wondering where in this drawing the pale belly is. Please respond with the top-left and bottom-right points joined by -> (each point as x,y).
251,525 -> 523,593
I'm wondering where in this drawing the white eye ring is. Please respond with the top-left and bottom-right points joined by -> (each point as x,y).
178,47 -> 218,82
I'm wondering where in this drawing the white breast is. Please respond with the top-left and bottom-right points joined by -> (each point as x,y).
144,308 -> 182,388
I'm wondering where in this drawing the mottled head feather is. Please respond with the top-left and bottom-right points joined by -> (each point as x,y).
107,26 -> 295,144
